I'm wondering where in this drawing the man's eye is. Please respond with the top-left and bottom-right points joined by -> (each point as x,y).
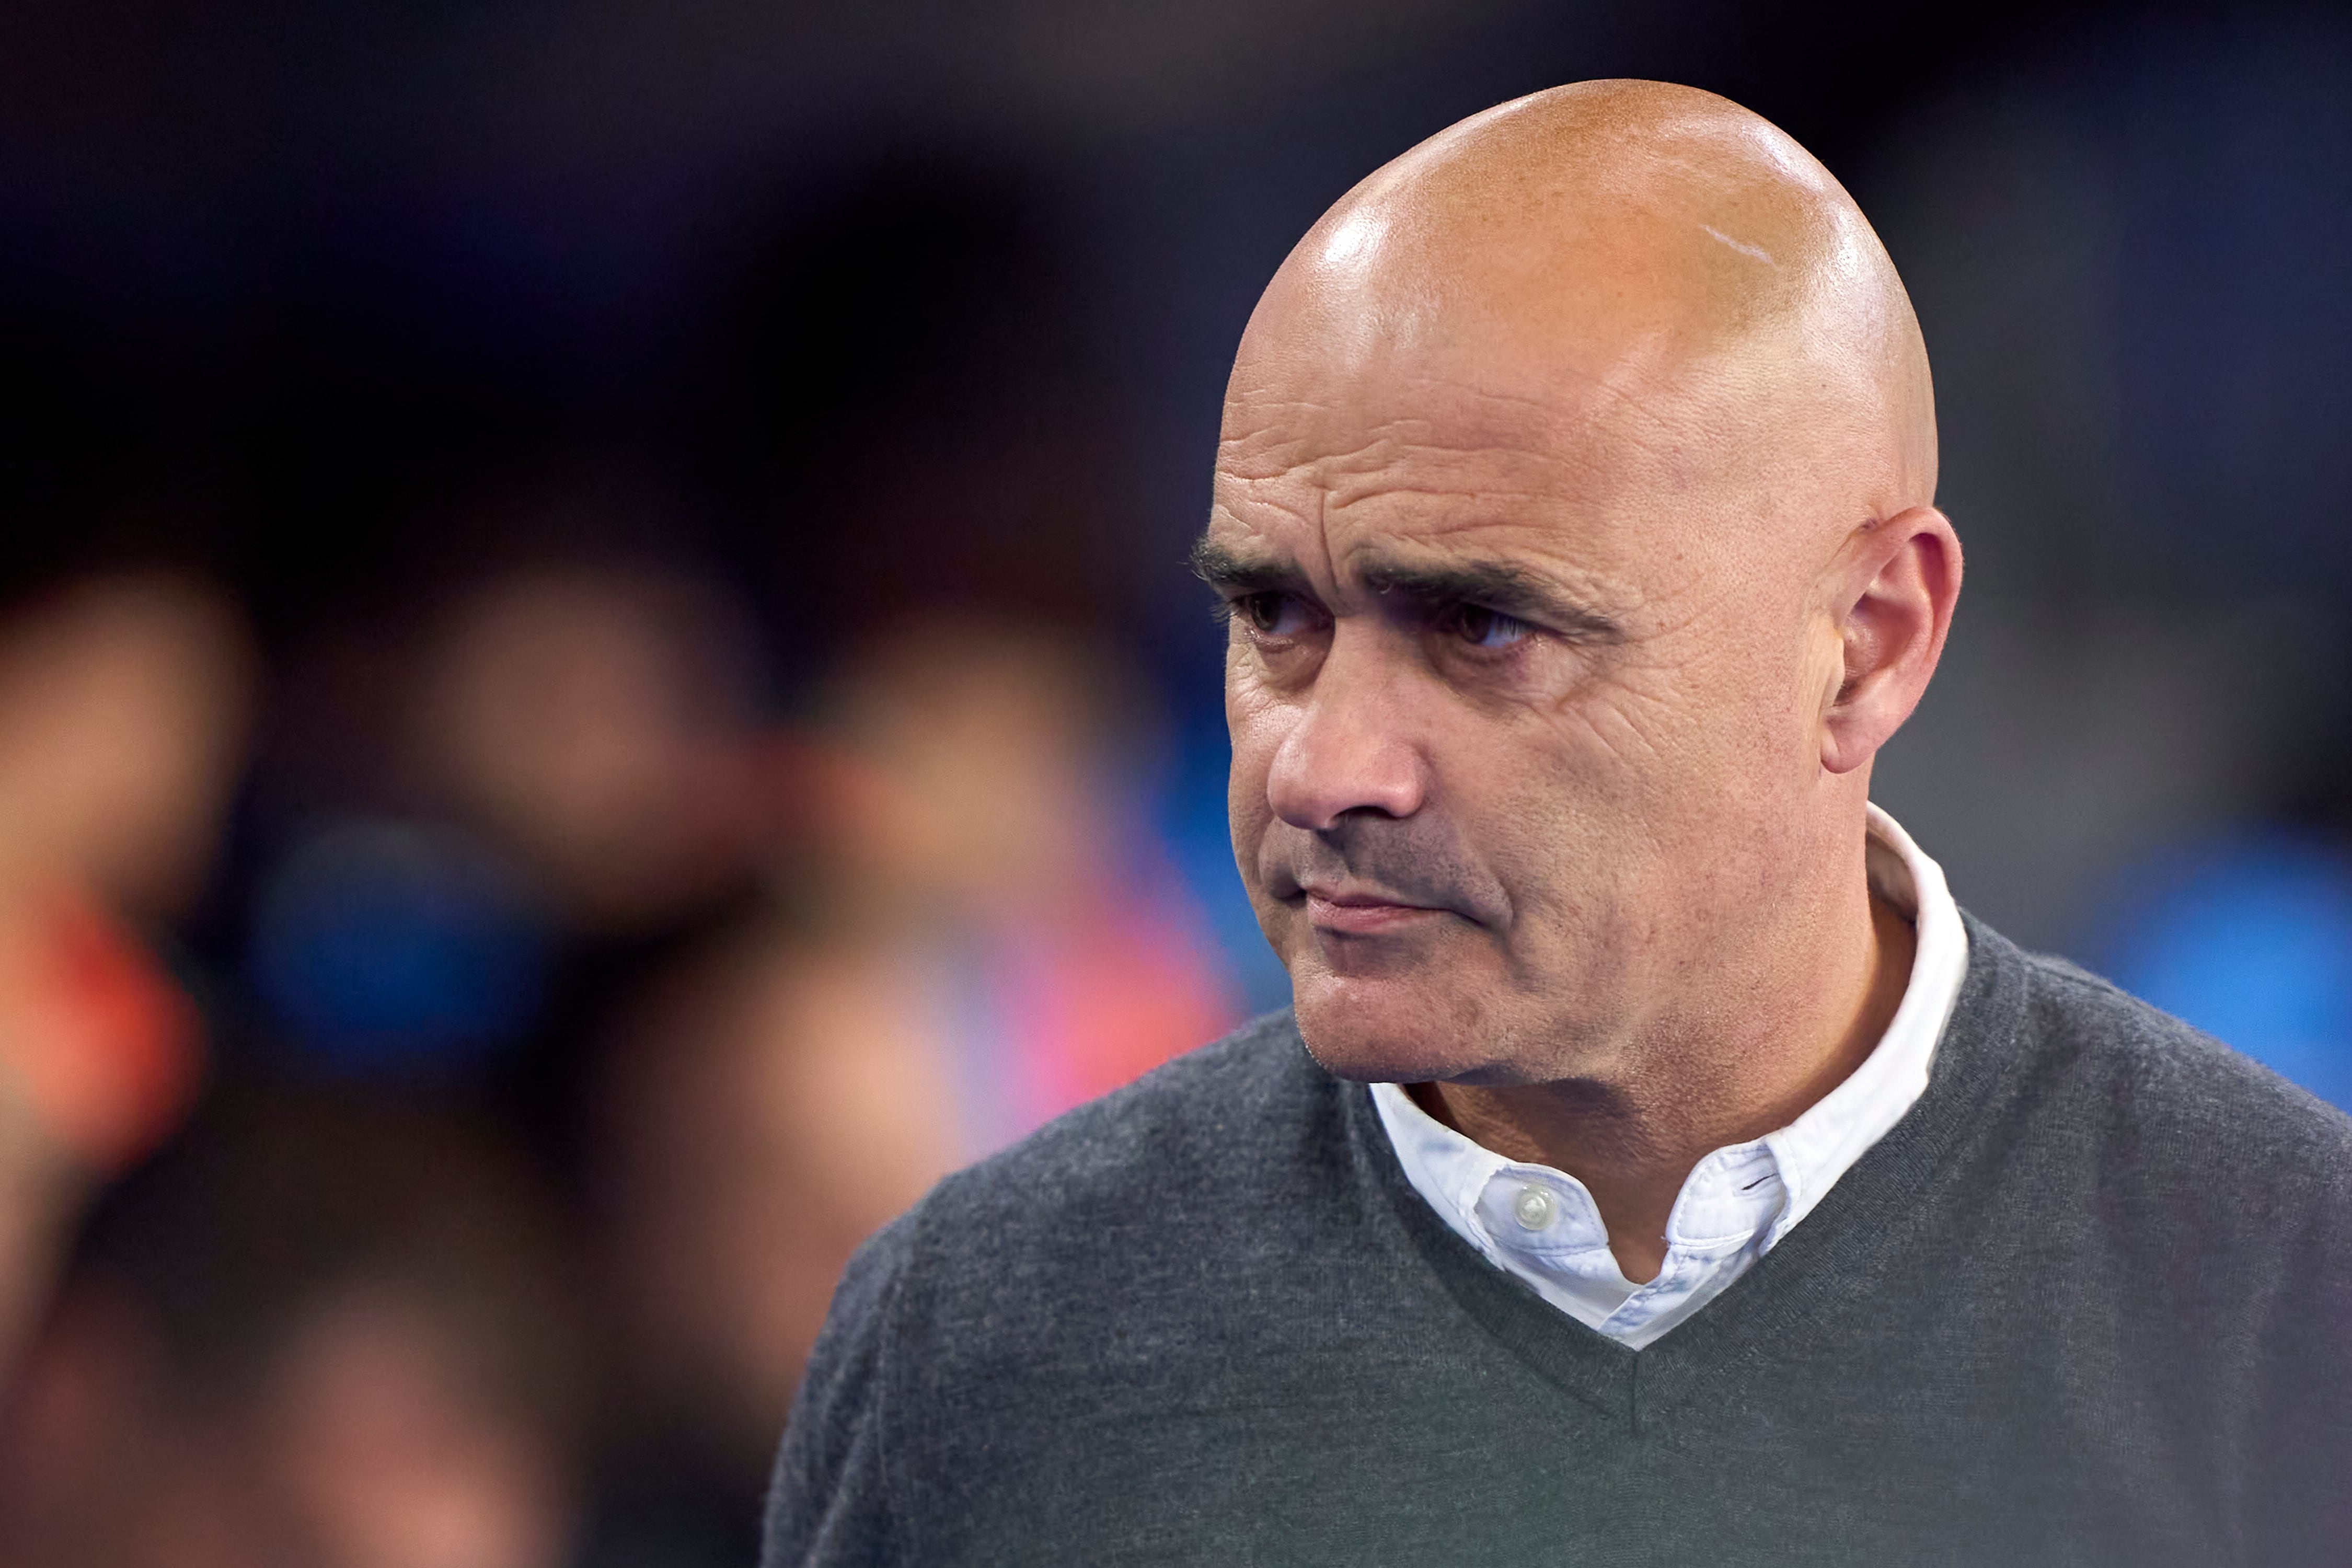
1238,593 -> 1316,637
1446,604 -> 1532,650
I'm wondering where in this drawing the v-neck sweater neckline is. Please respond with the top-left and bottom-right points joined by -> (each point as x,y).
1340,910 -> 2031,1429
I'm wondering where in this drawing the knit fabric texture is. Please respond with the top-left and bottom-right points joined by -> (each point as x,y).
766,915 -> 2352,1566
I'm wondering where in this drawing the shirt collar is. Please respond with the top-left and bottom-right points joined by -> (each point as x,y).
1371,804 -> 1968,1290
1756,802 -> 1968,1247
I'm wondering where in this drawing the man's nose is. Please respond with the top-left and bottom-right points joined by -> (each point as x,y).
1264,646 -> 1427,831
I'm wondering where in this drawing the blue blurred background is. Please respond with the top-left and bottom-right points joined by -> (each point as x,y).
0,3 -> 2345,1565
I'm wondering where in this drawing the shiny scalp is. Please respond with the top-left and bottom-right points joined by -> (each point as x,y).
1228,79 -> 1939,525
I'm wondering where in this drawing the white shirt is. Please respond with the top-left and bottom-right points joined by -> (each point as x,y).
1370,804 -> 1968,1350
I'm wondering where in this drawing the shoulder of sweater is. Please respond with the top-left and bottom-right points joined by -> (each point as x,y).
1992,930 -> 2352,1203
905,1008 -> 1344,1251
790,1013 -> 1377,1425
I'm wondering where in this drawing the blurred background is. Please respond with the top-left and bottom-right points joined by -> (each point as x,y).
0,1 -> 2346,1563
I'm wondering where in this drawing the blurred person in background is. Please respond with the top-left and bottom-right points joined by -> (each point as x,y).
590,616 -> 1232,1566
245,463 -> 771,1097
0,572 -> 253,1376
565,158 -> 1238,1566
412,550 -> 769,940
793,621 -> 1236,1149
0,1091 -> 585,1568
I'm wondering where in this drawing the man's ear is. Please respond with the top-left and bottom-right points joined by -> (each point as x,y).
1820,506 -> 1961,776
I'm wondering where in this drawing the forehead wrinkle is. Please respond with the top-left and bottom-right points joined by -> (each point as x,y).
1298,427 -> 1681,606
1319,496 -> 1645,607
1203,478 -> 1344,593
1306,421 -> 1578,503
1211,463 -> 1329,533
1232,352 -> 1723,520
1323,478 -> 1560,513
1216,430 -> 1331,485
1302,417 -> 1686,555
1215,395 -> 1742,622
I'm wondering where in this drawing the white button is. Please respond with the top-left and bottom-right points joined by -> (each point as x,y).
1511,1184 -> 1557,1231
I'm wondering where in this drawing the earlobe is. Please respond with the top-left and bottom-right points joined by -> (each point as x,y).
1819,507 -> 1961,776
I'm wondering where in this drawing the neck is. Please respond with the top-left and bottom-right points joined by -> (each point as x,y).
1416,867 -> 1917,1285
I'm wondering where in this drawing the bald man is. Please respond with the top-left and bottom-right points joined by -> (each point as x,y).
766,83 -> 2352,1566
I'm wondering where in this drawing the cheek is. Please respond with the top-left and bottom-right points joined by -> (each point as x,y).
1223,672 -> 1285,871
1460,731 -> 1644,936
1518,642 -> 1821,927
1455,668 -> 1719,927
1584,626 -> 1812,790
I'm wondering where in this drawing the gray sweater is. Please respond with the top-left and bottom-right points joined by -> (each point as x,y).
766,916 -> 2352,1565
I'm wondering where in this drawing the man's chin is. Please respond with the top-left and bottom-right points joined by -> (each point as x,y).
1286,969 -> 1506,1086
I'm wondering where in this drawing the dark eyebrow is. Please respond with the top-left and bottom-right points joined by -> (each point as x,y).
1189,538 -> 1308,596
1356,557 -> 1627,644
1190,538 -> 1626,644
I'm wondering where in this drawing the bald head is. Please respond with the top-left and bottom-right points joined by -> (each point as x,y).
1233,80 -> 1935,531
1208,80 -> 1962,1099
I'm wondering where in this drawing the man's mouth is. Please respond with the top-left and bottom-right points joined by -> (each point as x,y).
1298,884 -> 1449,935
